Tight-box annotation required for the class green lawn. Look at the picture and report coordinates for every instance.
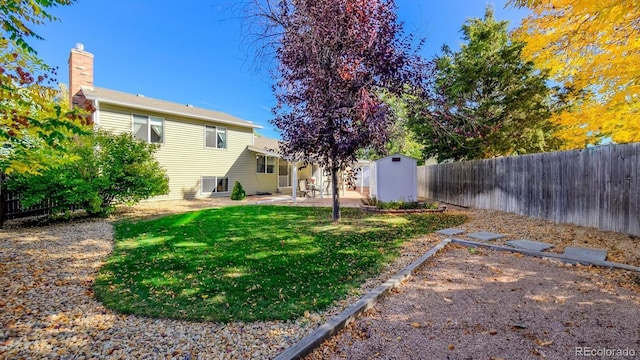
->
[94,205,466,322]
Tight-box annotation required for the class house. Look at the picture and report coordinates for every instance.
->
[250,137,328,197]
[69,44,382,201]
[68,43,305,200]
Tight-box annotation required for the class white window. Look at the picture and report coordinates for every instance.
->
[201,176,229,194]
[205,125,227,149]
[256,155,276,174]
[133,114,164,144]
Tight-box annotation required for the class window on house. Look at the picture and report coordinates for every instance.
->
[133,115,164,143]
[205,125,227,149]
[256,155,276,174]
[201,176,229,194]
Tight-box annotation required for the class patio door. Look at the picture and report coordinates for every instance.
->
[278,160,289,187]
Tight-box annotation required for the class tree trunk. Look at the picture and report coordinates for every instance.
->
[331,162,340,222]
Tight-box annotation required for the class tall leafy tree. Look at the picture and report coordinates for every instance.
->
[254,0,422,220]
[1,1,89,175]
[408,7,565,162]
[510,0,640,147]
[359,91,424,163]
[1,39,91,175]
[1,0,75,53]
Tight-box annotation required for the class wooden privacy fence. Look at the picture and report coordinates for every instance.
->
[0,187,77,227]
[418,142,640,237]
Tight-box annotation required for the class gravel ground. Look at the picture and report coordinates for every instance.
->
[1,200,639,359]
[305,245,640,360]
[450,207,640,267]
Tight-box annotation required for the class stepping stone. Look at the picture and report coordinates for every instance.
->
[563,247,607,262]
[506,239,554,252]
[436,228,465,236]
[467,231,505,241]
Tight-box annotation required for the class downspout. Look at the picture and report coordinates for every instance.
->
[93,99,100,128]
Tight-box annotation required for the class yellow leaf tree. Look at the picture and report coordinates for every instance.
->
[1,39,91,175]
[1,0,90,175]
[511,0,640,148]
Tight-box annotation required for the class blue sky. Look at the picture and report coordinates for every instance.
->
[32,1,529,139]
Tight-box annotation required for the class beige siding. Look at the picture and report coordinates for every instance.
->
[97,107,131,134]
[96,104,258,200]
[255,173,278,194]
[252,155,279,193]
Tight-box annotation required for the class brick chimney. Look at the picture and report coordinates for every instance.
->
[68,43,94,109]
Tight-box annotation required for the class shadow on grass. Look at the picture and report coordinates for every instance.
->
[94,205,467,322]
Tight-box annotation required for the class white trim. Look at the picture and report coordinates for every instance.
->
[276,158,280,189]
[277,159,290,187]
[319,165,324,199]
[204,125,228,150]
[131,113,165,145]
[93,99,100,125]
[200,176,230,194]
[292,164,298,201]
[247,145,281,157]
[255,154,276,174]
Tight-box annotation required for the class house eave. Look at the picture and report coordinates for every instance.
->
[86,95,263,129]
[247,145,282,158]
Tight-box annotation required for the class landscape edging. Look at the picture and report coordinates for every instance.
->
[275,237,640,360]
[274,239,453,360]
[450,238,640,272]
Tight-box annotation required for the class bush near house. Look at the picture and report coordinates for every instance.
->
[6,131,169,217]
[230,181,246,200]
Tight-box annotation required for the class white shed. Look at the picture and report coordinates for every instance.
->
[369,154,418,202]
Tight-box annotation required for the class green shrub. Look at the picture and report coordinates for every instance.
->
[360,196,438,210]
[360,196,380,206]
[6,131,169,217]
[230,181,246,200]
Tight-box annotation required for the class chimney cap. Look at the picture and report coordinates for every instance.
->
[75,43,84,51]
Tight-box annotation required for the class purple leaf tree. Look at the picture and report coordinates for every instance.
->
[254,0,422,221]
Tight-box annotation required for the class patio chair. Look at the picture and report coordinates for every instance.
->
[298,179,309,198]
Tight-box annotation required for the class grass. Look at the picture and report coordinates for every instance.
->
[94,205,466,322]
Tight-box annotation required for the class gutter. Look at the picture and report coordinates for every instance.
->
[85,96,262,130]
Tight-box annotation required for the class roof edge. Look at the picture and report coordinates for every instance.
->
[247,145,282,158]
[82,87,263,129]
